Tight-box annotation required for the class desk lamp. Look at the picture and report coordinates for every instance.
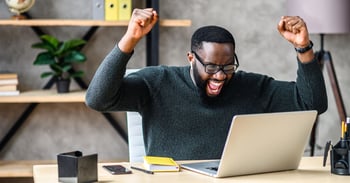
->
[287,0,350,156]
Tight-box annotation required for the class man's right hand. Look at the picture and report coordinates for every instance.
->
[118,8,159,53]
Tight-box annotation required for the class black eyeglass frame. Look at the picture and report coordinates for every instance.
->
[191,51,240,74]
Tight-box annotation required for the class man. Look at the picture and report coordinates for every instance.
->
[86,8,327,160]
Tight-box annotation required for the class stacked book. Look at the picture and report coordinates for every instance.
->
[0,73,20,96]
[143,156,180,172]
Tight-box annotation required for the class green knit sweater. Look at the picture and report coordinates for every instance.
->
[86,46,327,160]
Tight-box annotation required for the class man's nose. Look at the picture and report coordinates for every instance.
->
[213,69,227,80]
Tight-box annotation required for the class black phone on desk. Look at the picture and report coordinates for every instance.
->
[103,165,132,175]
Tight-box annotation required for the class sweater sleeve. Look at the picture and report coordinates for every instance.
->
[85,45,141,112]
[261,55,328,114]
[295,55,328,114]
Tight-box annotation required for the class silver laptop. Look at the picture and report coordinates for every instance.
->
[181,110,317,178]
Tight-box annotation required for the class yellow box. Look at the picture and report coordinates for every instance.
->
[105,0,118,21]
[118,0,132,20]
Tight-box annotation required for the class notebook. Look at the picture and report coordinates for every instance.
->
[180,110,317,178]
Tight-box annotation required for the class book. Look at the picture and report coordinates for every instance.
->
[0,73,18,79]
[0,78,18,85]
[0,84,17,91]
[143,156,180,172]
[0,90,20,96]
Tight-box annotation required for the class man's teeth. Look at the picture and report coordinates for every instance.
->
[209,81,222,89]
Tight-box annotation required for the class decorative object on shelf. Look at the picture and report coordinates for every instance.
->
[32,35,87,93]
[5,0,35,20]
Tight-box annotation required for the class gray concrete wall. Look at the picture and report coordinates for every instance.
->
[0,0,349,161]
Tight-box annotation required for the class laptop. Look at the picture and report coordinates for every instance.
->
[180,110,317,178]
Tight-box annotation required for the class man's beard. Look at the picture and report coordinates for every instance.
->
[192,66,226,105]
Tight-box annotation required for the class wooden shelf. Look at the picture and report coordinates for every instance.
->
[0,19,191,27]
[0,90,85,103]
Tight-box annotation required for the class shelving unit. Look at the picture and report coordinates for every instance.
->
[0,0,191,155]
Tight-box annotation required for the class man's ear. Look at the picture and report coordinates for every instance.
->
[187,51,194,64]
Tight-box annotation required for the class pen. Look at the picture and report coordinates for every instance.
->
[130,166,154,174]
[346,117,350,139]
[341,121,345,139]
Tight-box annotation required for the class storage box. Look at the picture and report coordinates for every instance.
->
[57,151,98,183]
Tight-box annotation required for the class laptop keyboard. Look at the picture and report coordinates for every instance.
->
[206,166,218,171]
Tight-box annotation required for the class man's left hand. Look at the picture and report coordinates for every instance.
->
[277,16,310,49]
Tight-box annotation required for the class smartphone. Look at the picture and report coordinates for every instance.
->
[103,165,132,175]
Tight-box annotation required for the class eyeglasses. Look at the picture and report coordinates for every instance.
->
[192,51,239,74]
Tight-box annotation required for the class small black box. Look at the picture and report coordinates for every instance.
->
[57,151,98,183]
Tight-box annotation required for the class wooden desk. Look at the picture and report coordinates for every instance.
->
[0,160,55,178]
[33,157,348,183]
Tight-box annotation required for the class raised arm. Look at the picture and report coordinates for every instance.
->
[118,8,159,53]
[277,16,314,63]
[273,16,327,114]
[85,8,158,111]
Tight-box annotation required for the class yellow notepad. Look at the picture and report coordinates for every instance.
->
[143,156,180,172]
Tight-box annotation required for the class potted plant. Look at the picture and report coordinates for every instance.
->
[32,34,87,93]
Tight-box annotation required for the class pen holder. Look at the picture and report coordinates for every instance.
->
[328,140,350,175]
[57,151,98,183]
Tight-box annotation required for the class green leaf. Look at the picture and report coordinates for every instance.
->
[62,65,72,72]
[31,42,55,53]
[40,35,60,49]
[33,52,56,65]
[56,39,86,56]
[50,64,63,73]
[65,39,86,49]
[40,72,54,78]
[64,51,86,63]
